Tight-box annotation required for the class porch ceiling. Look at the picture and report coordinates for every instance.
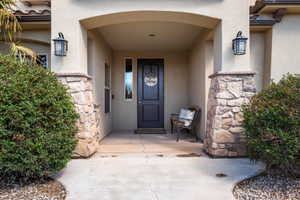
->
[97,22,206,51]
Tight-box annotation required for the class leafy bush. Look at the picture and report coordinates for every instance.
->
[243,74,300,174]
[0,55,78,179]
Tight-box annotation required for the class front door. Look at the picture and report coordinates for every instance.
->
[137,59,164,128]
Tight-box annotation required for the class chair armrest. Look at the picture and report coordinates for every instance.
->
[170,113,179,120]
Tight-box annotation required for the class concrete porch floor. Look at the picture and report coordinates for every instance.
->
[96,131,204,156]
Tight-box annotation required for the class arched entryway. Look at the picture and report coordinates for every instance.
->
[79,11,218,156]
[52,5,253,158]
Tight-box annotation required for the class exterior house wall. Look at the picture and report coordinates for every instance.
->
[270,15,300,82]
[187,31,267,142]
[112,51,189,131]
[250,32,266,92]
[51,0,250,74]
[48,0,251,158]
[263,29,273,88]
[188,35,214,140]
[18,30,51,45]
[7,0,300,158]
[204,41,214,139]
[87,31,113,140]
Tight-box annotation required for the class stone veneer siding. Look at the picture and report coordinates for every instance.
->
[57,73,101,158]
[204,72,256,157]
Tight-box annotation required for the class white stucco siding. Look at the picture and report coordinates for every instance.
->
[250,32,265,92]
[188,34,213,139]
[270,15,300,82]
[51,0,250,74]
[112,51,189,131]
[52,0,247,22]
[18,30,51,45]
[88,31,113,139]
[164,52,189,130]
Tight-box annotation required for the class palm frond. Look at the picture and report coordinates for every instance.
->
[10,43,37,63]
[0,0,21,42]
[0,0,17,11]
[0,0,37,62]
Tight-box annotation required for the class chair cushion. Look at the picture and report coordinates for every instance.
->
[178,109,195,127]
[173,119,191,127]
[180,119,192,127]
[179,109,195,120]
[173,120,185,126]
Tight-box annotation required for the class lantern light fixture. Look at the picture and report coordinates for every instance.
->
[53,32,68,56]
[232,31,248,55]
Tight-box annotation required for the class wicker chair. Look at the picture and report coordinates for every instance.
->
[170,106,201,142]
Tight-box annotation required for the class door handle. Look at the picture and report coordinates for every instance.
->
[138,101,142,104]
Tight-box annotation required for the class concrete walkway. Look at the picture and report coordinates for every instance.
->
[55,156,265,200]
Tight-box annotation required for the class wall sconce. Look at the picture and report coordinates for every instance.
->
[232,31,248,55]
[53,32,68,56]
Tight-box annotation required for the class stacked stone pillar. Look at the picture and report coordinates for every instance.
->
[204,72,256,157]
[57,73,100,158]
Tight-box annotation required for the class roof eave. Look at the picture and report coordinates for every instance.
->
[251,0,300,14]
[250,19,276,26]
[17,15,51,22]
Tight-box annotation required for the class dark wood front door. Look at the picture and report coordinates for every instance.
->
[137,59,164,128]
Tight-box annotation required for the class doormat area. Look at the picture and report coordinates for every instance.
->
[135,129,167,134]
[176,153,202,158]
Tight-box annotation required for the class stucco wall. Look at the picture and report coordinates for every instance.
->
[270,15,300,82]
[51,0,250,74]
[112,51,189,131]
[264,29,272,87]
[250,32,265,92]
[87,31,113,139]
[18,30,51,45]
[188,35,213,140]
[50,1,251,138]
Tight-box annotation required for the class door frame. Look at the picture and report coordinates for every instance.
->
[137,58,164,129]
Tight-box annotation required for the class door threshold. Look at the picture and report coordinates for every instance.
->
[135,128,166,134]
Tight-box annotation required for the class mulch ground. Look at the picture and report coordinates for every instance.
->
[0,177,66,200]
[233,170,300,200]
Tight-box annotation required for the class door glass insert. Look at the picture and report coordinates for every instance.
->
[125,58,133,100]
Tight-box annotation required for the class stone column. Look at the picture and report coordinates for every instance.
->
[204,72,256,157]
[57,73,99,158]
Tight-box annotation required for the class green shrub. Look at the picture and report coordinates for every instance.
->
[0,55,78,179]
[242,74,300,174]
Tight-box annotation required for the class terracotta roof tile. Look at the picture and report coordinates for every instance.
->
[14,9,50,16]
